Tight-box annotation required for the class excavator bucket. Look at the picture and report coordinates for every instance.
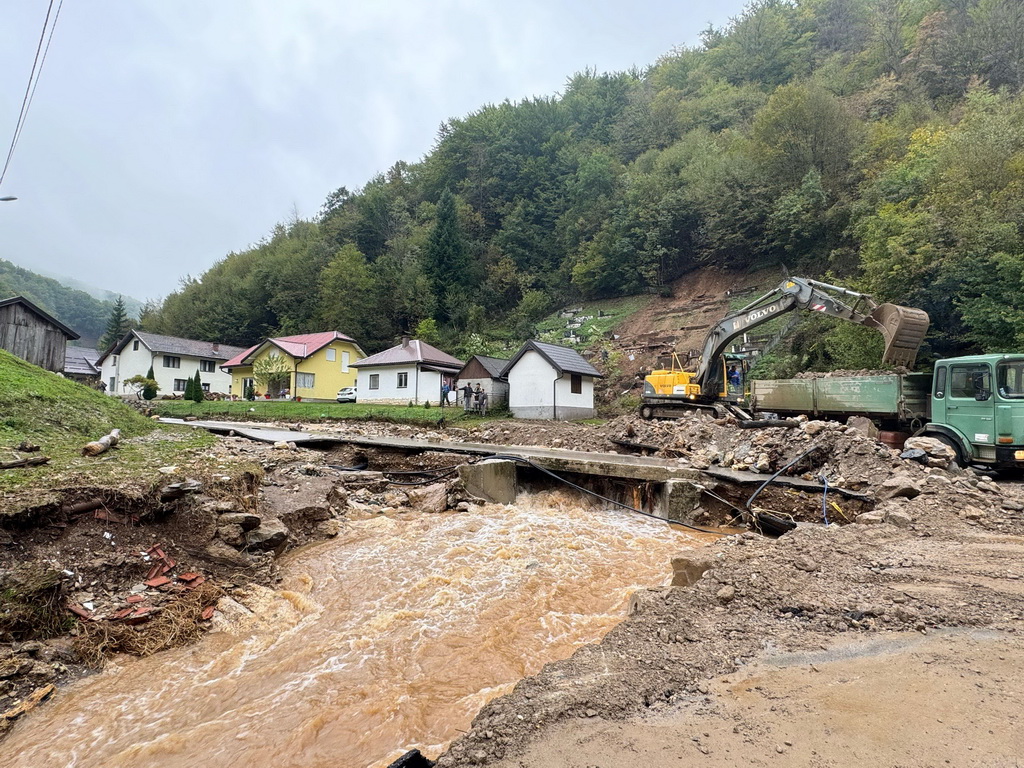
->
[865,303,930,368]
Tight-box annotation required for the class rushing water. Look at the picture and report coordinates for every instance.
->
[1,492,709,768]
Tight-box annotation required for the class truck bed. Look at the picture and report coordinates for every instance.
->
[752,373,931,423]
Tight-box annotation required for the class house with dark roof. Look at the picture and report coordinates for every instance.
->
[63,345,101,383]
[500,340,603,420]
[454,355,510,408]
[98,330,248,397]
[354,337,464,405]
[221,331,366,400]
[0,295,80,372]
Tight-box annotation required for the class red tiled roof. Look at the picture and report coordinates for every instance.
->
[354,339,464,369]
[221,331,359,368]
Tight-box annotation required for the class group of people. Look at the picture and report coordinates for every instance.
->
[441,380,489,414]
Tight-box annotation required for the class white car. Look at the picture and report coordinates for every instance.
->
[336,386,357,403]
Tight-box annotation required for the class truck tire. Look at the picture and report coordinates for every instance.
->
[640,405,654,420]
[931,433,967,468]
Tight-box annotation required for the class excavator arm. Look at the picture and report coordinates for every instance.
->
[692,278,929,395]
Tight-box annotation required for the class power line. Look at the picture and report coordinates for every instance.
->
[0,0,64,189]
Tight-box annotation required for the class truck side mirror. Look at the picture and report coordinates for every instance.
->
[975,389,992,401]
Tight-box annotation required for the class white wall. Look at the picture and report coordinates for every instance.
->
[101,339,233,397]
[455,377,508,405]
[357,365,446,404]
[507,349,595,420]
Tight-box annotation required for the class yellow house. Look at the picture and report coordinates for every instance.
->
[221,331,365,400]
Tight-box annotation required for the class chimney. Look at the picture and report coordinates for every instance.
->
[213,343,220,353]
[401,335,410,348]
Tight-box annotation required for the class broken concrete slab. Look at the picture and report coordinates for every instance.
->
[458,459,517,505]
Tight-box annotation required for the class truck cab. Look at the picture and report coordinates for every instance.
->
[927,354,1024,467]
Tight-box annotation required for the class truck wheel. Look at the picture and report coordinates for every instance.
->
[640,405,654,420]
[931,434,967,468]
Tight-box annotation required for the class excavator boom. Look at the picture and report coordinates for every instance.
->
[640,277,930,418]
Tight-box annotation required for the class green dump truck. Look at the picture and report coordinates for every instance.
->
[752,354,1024,469]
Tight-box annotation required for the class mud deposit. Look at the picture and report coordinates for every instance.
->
[0,492,710,768]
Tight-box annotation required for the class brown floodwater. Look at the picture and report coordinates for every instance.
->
[1,492,710,768]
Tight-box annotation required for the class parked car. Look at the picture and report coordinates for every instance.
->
[336,386,357,403]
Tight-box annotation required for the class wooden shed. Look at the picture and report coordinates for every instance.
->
[0,296,80,372]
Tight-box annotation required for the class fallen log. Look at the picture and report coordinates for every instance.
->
[82,429,121,456]
[0,455,50,469]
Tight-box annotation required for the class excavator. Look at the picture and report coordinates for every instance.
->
[639,277,930,420]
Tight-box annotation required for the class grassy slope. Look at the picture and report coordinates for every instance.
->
[0,349,155,443]
[0,349,216,502]
[535,295,650,350]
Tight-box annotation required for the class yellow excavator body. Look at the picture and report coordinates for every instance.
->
[645,355,702,398]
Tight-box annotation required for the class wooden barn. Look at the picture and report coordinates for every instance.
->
[0,296,80,372]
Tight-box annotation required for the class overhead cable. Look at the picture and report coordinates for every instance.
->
[0,0,64,189]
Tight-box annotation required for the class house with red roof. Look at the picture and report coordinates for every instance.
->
[354,336,464,405]
[220,331,366,400]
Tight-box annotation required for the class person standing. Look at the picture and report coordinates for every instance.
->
[442,380,451,407]
[461,382,474,411]
[477,388,489,416]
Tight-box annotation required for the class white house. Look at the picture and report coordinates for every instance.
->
[501,340,602,420]
[354,337,463,405]
[455,355,510,407]
[98,330,247,398]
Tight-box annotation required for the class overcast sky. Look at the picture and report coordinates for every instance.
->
[0,0,747,304]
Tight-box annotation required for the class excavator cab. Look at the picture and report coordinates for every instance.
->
[719,354,750,403]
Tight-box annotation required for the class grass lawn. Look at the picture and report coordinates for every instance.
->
[151,398,508,426]
[0,349,229,507]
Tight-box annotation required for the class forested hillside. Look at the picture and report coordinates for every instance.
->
[0,259,135,347]
[144,0,1024,366]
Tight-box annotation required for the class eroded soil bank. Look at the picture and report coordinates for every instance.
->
[434,468,1024,766]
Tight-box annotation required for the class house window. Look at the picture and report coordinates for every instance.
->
[369,374,380,390]
[397,372,408,388]
[242,377,254,395]
[132,340,139,351]
[341,351,350,372]
[201,383,210,392]
[108,376,115,392]
[173,379,188,392]
[163,356,181,369]
[296,372,315,389]
[200,359,216,373]
[325,348,336,362]
[570,374,582,394]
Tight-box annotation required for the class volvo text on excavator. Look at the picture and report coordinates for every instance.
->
[639,277,930,420]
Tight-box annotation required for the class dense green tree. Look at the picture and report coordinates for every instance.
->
[423,190,470,321]
[191,371,205,403]
[99,296,132,351]
[142,366,157,401]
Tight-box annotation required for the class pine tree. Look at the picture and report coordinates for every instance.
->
[184,373,195,401]
[192,371,205,403]
[423,190,469,321]
[99,296,131,350]
[142,365,157,401]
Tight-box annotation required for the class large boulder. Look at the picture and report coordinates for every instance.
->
[218,511,261,531]
[670,553,714,587]
[904,436,957,469]
[245,518,291,552]
[876,472,922,500]
[406,483,448,514]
